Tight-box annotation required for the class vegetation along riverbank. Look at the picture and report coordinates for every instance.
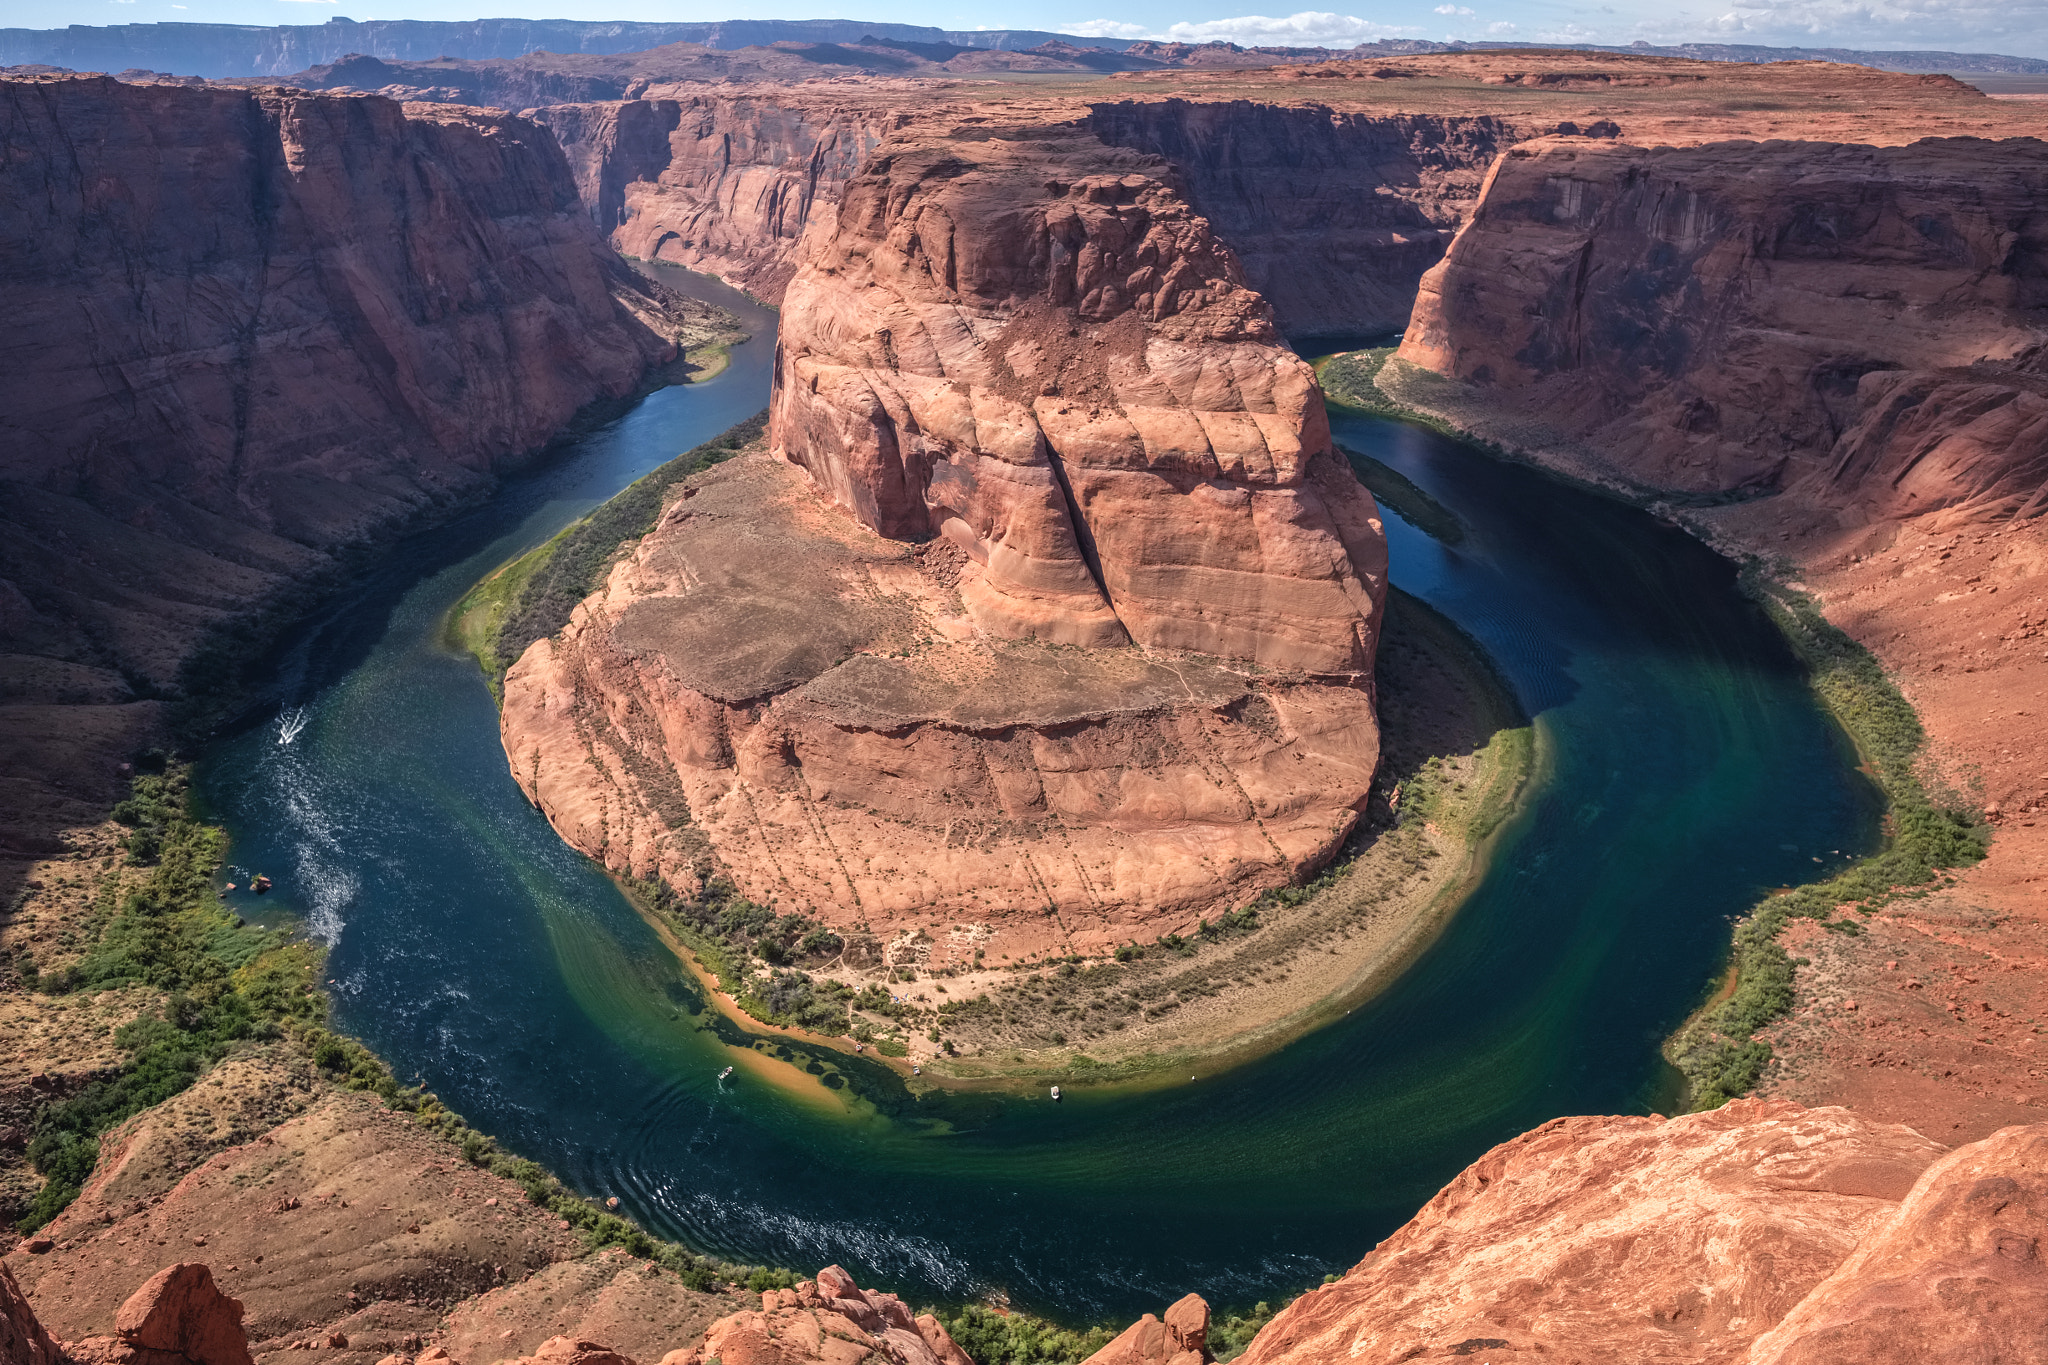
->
[1320,347,1994,1112]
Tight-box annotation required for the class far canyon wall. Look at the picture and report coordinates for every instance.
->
[0,74,721,861]
[1397,134,2048,525]
[540,94,1521,336]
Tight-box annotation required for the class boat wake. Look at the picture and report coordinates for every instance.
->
[277,707,310,746]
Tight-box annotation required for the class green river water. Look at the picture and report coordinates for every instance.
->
[197,268,1878,1323]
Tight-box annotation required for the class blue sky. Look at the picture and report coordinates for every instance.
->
[4,0,2045,59]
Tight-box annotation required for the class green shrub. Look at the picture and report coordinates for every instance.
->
[934,1305,1114,1365]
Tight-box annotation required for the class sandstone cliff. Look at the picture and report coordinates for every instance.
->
[499,125,1386,952]
[0,74,734,868]
[532,93,904,300]
[1383,129,2048,1144]
[1398,135,2048,522]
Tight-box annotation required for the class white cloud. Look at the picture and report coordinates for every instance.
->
[1433,4,1475,14]
[1059,19,1151,37]
[1610,0,2048,53]
[1488,20,1519,31]
[1164,11,1417,45]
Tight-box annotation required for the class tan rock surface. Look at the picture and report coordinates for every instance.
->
[1747,1121,2048,1364]
[12,1090,590,1363]
[502,448,1380,952]
[1235,1099,1947,1365]
[438,1251,729,1365]
[0,1258,63,1365]
[1081,1293,1209,1365]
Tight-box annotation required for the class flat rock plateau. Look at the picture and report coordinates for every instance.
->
[5,41,2048,1365]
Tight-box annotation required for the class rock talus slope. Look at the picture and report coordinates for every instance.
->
[501,125,1386,951]
[0,73,733,872]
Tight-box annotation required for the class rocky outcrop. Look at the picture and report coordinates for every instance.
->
[771,127,1385,669]
[1080,1294,1210,1365]
[68,1264,255,1365]
[1397,135,2048,525]
[1231,1100,2048,1365]
[1745,1120,2048,1365]
[0,73,735,866]
[660,1266,973,1365]
[0,1259,62,1365]
[501,125,1386,948]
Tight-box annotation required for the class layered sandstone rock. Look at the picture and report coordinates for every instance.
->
[1745,1121,2048,1364]
[502,126,1387,947]
[1397,135,2048,522]
[1080,1293,1210,1365]
[534,94,902,299]
[0,1259,62,1365]
[660,1266,973,1365]
[1235,1100,1950,1365]
[0,73,734,866]
[771,128,1386,670]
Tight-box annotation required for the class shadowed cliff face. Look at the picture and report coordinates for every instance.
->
[540,94,1519,337]
[1080,100,1516,339]
[534,94,903,302]
[0,74,729,864]
[1398,135,2048,522]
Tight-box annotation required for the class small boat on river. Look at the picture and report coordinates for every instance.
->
[1050,1085,1061,1101]
[718,1066,733,1081]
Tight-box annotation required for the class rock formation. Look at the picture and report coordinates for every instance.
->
[1745,1120,2048,1364]
[500,124,1387,949]
[1079,1293,1210,1365]
[68,1264,255,1365]
[1384,125,2048,1143]
[1217,1100,2048,1365]
[660,1266,973,1365]
[1397,135,2048,523]
[0,73,736,868]
[0,1259,62,1365]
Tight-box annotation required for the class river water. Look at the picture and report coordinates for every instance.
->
[198,268,1877,1324]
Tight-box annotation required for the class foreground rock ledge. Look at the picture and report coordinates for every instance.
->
[501,122,1387,950]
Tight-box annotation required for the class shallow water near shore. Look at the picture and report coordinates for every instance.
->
[198,277,1878,1323]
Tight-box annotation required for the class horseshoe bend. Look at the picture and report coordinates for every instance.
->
[3,28,2048,1365]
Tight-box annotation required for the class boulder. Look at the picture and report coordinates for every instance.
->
[1080,1294,1210,1365]
[1233,1100,1947,1365]
[662,1268,971,1365]
[69,1263,255,1365]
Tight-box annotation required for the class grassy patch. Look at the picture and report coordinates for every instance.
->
[471,411,767,692]
[447,537,562,697]
[1665,573,1989,1109]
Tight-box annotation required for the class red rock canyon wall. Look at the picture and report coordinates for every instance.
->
[0,74,720,861]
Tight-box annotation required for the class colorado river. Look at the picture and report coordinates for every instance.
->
[198,268,1877,1323]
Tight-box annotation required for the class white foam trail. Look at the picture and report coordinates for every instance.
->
[277,707,309,745]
